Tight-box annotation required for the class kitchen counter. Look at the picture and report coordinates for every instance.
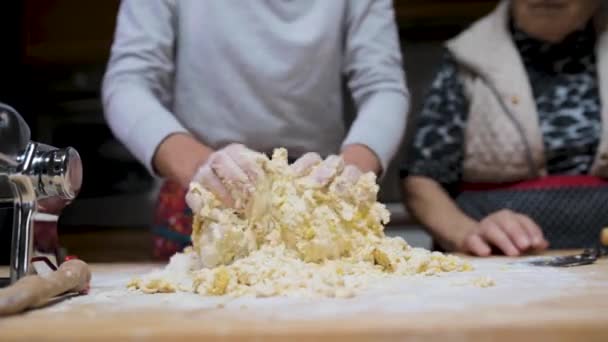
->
[0,252,607,341]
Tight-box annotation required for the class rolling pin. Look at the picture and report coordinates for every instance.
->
[0,259,91,316]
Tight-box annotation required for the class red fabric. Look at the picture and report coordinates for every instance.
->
[33,198,68,253]
[34,221,58,253]
[460,175,608,192]
[152,181,193,260]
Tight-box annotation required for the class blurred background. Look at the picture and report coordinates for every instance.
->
[0,0,499,261]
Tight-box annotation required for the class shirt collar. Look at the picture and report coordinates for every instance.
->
[510,19,596,73]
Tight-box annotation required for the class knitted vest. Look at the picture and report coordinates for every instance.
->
[445,0,608,182]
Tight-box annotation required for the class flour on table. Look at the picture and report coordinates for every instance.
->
[128,148,473,298]
[48,259,584,320]
[471,276,496,288]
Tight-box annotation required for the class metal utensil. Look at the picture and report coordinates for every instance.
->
[527,246,607,267]
[0,103,83,284]
[0,103,30,163]
[526,228,608,267]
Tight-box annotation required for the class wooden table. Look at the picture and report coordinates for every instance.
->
[0,252,607,341]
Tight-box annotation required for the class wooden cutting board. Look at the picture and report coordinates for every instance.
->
[0,252,607,341]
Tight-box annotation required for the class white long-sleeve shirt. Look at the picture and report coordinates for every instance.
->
[103,0,409,174]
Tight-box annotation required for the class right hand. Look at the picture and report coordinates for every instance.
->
[460,209,549,256]
[289,152,363,189]
[191,144,264,209]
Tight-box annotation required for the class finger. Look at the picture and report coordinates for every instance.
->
[494,211,531,251]
[534,237,549,251]
[539,239,550,250]
[196,163,233,207]
[480,220,520,256]
[223,144,264,182]
[515,214,548,249]
[463,233,492,256]
[330,165,363,195]
[185,190,204,213]
[340,165,362,184]
[211,151,257,209]
[211,151,250,185]
[289,152,322,177]
[301,155,344,188]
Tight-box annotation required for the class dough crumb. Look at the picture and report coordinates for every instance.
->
[472,276,495,288]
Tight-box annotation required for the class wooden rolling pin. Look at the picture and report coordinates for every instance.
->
[0,259,91,316]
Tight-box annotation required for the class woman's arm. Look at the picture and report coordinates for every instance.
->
[400,51,472,250]
[341,0,410,175]
[153,133,213,188]
[102,0,213,185]
[403,176,477,251]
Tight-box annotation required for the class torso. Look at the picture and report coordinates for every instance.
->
[404,20,603,187]
[172,0,348,157]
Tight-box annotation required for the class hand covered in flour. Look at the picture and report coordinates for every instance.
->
[290,153,363,189]
[191,144,265,209]
[461,209,549,257]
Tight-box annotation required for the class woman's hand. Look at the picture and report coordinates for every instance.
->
[460,209,549,256]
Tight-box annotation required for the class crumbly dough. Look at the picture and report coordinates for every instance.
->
[471,276,495,288]
[129,149,472,298]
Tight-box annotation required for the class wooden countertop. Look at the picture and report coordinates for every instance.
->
[1,252,607,341]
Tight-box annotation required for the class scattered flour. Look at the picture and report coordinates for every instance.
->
[48,258,585,320]
[472,276,496,288]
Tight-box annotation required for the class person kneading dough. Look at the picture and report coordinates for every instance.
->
[102,1,409,258]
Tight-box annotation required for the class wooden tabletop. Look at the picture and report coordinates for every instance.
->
[0,252,607,341]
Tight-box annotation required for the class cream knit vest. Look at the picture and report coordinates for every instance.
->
[445,0,608,182]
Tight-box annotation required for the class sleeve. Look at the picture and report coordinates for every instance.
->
[400,51,469,188]
[102,0,188,175]
[341,0,410,173]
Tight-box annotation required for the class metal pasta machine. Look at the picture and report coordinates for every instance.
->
[0,103,82,284]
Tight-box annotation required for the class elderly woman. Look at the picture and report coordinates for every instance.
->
[402,0,607,256]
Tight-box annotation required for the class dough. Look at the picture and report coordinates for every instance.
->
[471,276,495,288]
[129,149,472,298]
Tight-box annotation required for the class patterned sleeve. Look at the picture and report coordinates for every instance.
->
[400,51,469,188]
